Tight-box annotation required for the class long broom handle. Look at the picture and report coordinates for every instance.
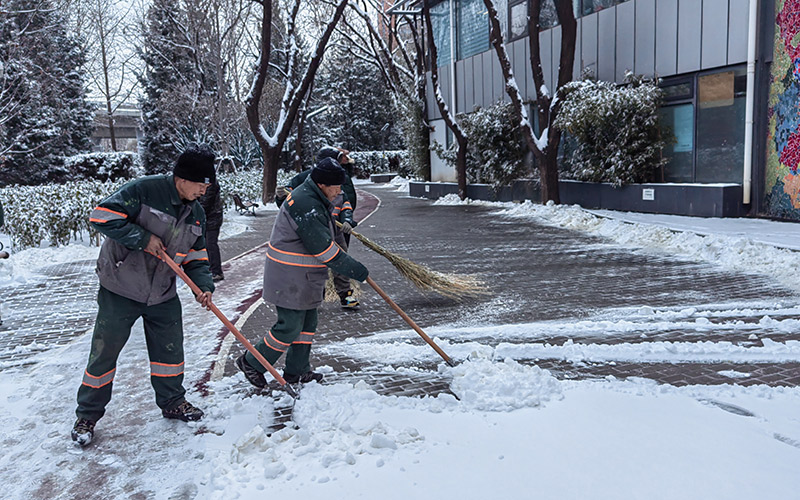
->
[159,252,298,398]
[366,276,456,367]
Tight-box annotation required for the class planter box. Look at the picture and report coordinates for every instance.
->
[409,179,745,217]
[369,173,397,183]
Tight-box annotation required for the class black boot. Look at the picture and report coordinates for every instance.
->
[339,290,359,309]
[236,353,267,388]
[283,371,323,384]
[71,418,96,446]
[162,400,204,421]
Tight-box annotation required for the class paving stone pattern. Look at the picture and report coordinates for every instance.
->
[229,185,800,393]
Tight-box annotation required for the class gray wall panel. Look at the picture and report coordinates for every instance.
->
[573,19,583,82]
[525,38,536,101]
[551,25,562,93]
[655,0,678,77]
[426,74,439,121]
[492,48,504,103]
[598,9,616,82]
[728,0,749,64]
[456,59,466,114]
[511,38,527,99]
[634,0,656,76]
[482,51,493,107]
[540,29,554,95]
[702,0,729,69]
[463,56,474,112]
[440,65,451,115]
[581,13,599,78]
[472,54,483,111]
[677,0,702,73]
[615,1,635,82]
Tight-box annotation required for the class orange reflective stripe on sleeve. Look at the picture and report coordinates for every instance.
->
[183,249,208,264]
[267,244,327,268]
[81,368,116,388]
[89,207,128,224]
[173,252,188,265]
[150,361,185,377]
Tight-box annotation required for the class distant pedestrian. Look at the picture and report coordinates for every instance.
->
[71,143,216,447]
[199,175,224,282]
[236,157,369,387]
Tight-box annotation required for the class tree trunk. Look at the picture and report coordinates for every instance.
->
[261,144,280,204]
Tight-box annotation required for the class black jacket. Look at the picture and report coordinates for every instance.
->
[199,180,223,231]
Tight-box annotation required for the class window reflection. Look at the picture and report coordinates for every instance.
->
[660,104,695,183]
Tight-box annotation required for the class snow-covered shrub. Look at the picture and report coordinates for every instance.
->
[0,180,125,249]
[217,168,292,210]
[349,150,408,178]
[63,152,143,182]
[554,74,669,187]
[434,102,526,188]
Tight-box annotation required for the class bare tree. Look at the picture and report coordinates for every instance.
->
[245,0,348,203]
[422,0,466,198]
[83,0,138,151]
[483,0,576,203]
[343,0,432,180]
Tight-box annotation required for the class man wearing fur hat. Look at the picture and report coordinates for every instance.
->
[236,157,368,388]
[71,143,217,447]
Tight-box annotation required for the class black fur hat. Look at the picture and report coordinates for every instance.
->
[174,143,216,183]
[311,157,346,185]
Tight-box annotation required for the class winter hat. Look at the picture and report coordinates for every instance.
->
[311,157,346,185]
[174,143,216,183]
[316,145,341,163]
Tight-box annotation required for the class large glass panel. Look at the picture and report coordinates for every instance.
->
[695,67,746,183]
[660,103,694,183]
[431,1,451,67]
[457,0,489,60]
[509,1,527,39]
[541,0,559,29]
[580,0,628,16]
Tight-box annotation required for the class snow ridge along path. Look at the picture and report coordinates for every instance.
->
[0,184,798,499]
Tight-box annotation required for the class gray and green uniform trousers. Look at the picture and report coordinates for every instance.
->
[76,287,187,421]
[245,306,318,377]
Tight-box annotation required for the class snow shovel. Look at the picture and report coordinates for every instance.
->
[367,276,457,367]
[158,251,299,399]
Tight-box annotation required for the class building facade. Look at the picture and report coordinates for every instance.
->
[416,0,800,220]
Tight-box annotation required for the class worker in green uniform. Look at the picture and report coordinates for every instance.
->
[236,157,368,387]
[71,144,217,447]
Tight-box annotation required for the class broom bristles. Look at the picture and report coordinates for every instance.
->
[350,230,487,301]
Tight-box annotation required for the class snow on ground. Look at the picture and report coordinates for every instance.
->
[1,190,799,499]
[435,196,800,293]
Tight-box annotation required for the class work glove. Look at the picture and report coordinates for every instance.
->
[341,221,353,234]
[275,186,289,199]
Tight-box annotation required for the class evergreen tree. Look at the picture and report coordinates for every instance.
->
[0,0,95,186]
[311,51,402,153]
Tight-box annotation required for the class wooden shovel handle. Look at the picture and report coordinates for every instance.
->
[366,276,456,367]
[159,252,297,398]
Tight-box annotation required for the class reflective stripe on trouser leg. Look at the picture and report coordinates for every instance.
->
[284,308,318,377]
[142,295,187,410]
[246,306,313,374]
[76,287,143,421]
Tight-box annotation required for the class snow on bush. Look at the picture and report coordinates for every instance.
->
[0,168,284,249]
[434,102,527,188]
[349,150,407,178]
[554,74,669,187]
[63,151,143,181]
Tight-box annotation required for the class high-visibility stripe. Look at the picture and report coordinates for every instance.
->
[264,331,290,353]
[183,249,208,263]
[89,206,128,224]
[150,361,184,377]
[172,252,188,265]
[292,331,315,345]
[267,244,327,268]
[81,368,115,388]
[342,201,353,210]
[316,242,339,263]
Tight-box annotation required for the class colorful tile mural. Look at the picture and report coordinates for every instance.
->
[765,0,800,220]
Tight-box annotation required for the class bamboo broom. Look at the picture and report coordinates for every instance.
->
[338,222,486,301]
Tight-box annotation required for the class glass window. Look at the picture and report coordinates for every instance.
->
[580,0,629,16]
[540,0,559,29]
[431,1,451,67]
[661,81,693,101]
[660,103,694,183]
[495,0,508,40]
[509,1,527,40]
[695,67,747,183]
[457,0,489,60]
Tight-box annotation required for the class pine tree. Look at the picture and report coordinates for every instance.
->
[0,0,95,186]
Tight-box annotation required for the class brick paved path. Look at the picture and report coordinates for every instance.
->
[221,184,799,394]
